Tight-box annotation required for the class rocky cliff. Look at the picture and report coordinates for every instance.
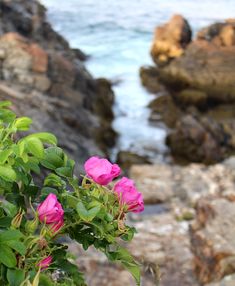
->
[141,15,235,164]
[0,0,117,169]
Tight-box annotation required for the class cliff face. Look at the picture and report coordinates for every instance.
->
[0,0,116,168]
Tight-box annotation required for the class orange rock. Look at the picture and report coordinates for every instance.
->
[27,43,48,73]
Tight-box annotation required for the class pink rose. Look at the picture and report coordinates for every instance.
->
[50,219,64,234]
[84,156,121,185]
[38,256,52,270]
[37,193,64,224]
[114,177,144,213]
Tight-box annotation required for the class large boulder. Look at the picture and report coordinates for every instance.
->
[151,14,192,66]
[166,113,234,164]
[160,39,235,103]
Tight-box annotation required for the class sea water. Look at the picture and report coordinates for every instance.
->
[40,0,235,161]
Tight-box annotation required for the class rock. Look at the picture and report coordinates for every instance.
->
[27,42,48,73]
[117,151,151,170]
[166,113,234,164]
[151,14,192,66]
[130,163,235,206]
[0,0,117,168]
[190,197,235,284]
[196,22,235,47]
[160,39,235,103]
[148,94,181,128]
[206,274,235,286]
[176,89,208,108]
[33,74,51,92]
[139,66,164,94]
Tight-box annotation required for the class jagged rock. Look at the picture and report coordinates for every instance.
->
[166,113,234,164]
[148,94,181,128]
[159,39,235,103]
[151,14,192,66]
[139,66,164,94]
[0,0,117,162]
[176,89,208,108]
[190,197,235,284]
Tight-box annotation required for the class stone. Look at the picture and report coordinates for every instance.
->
[151,14,192,66]
[148,94,181,128]
[117,151,151,170]
[27,43,48,73]
[33,75,51,92]
[166,113,234,164]
[139,66,164,94]
[190,198,235,284]
[176,89,208,108]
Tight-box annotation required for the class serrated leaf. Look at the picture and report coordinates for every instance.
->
[76,202,101,222]
[0,244,17,267]
[0,166,16,182]
[7,268,25,286]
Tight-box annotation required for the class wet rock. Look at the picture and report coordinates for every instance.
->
[151,14,192,66]
[139,66,164,94]
[148,94,181,128]
[190,197,235,284]
[117,151,151,171]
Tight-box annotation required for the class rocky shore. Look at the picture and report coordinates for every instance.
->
[0,0,116,170]
[141,15,235,164]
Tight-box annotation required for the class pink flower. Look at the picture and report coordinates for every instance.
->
[49,219,64,234]
[114,177,144,213]
[38,256,52,270]
[37,194,64,224]
[84,156,121,185]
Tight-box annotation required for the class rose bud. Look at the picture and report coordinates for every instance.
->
[37,194,64,224]
[84,156,121,185]
[37,256,52,270]
[49,219,64,234]
[114,177,144,213]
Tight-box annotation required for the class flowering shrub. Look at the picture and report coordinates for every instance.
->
[0,101,144,286]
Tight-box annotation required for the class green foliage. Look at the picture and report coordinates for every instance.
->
[0,101,141,286]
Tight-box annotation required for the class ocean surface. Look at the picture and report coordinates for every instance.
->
[40,0,235,161]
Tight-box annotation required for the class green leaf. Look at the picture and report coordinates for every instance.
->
[0,149,13,164]
[7,268,25,286]
[41,147,65,170]
[55,166,73,178]
[0,101,11,108]
[0,166,16,182]
[0,230,23,242]
[0,244,17,267]
[14,117,32,131]
[76,202,89,221]
[26,137,44,158]
[32,133,57,146]
[122,261,141,286]
[6,240,26,256]
[1,201,17,217]
[0,217,12,227]
[76,202,101,222]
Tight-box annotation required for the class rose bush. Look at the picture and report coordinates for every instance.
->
[0,101,144,286]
